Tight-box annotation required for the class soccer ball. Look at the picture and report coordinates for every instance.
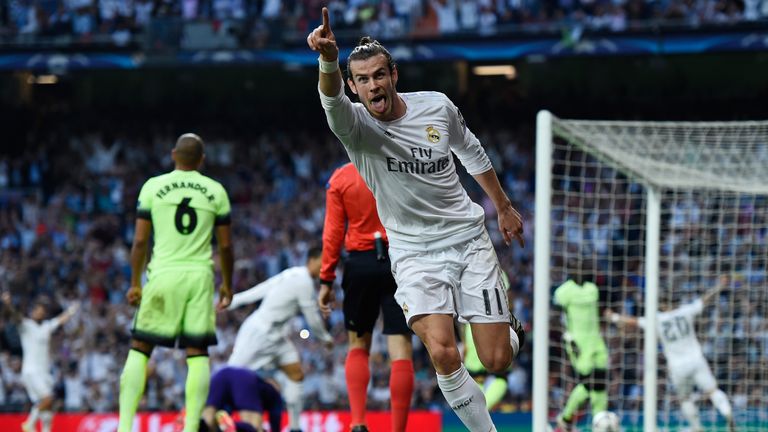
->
[592,411,620,432]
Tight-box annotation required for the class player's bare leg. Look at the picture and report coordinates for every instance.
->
[238,410,264,432]
[279,362,305,432]
[386,335,412,360]
[470,322,518,372]
[412,314,496,432]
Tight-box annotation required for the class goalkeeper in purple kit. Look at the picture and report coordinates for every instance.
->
[201,366,283,432]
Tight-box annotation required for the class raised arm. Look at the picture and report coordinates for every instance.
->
[127,218,152,306]
[473,169,524,248]
[215,224,234,312]
[56,301,80,327]
[307,7,341,98]
[700,275,728,305]
[605,308,641,328]
[1,291,22,323]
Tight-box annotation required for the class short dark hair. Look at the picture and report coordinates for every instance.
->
[174,133,205,166]
[307,245,323,260]
[346,37,396,80]
[30,299,48,314]
[566,259,594,285]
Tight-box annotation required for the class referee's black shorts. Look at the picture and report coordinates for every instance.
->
[342,249,410,336]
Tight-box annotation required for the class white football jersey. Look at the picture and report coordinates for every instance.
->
[229,266,332,343]
[320,88,492,251]
[640,299,704,363]
[19,318,59,374]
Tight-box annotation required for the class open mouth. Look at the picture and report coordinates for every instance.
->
[370,95,387,113]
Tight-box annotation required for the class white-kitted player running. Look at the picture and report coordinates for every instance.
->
[1,292,79,432]
[607,275,734,432]
[226,246,333,432]
[307,8,526,431]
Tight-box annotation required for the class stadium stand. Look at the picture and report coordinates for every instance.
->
[1,0,765,48]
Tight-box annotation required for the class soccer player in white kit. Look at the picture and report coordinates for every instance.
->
[608,275,734,432]
[1,292,79,432]
[227,246,333,432]
[307,9,526,431]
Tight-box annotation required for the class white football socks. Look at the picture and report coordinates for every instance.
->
[680,398,702,431]
[40,410,53,432]
[24,406,40,430]
[283,378,304,430]
[509,327,520,359]
[710,389,732,418]
[437,364,496,432]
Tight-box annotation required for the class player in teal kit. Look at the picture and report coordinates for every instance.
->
[118,133,234,432]
[553,268,609,431]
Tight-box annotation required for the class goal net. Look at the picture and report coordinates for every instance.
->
[532,111,768,432]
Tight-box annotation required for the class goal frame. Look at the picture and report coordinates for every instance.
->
[533,110,662,432]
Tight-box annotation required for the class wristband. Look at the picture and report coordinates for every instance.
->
[318,56,339,74]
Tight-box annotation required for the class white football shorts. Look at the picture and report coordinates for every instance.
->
[22,371,54,403]
[668,355,717,396]
[390,230,510,326]
[227,325,300,371]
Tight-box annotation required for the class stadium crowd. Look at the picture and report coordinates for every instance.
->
[0,125,535,413]
[1,0,765,47]
[0,122,764,420]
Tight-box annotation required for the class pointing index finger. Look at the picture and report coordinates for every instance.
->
[322,7,331,32]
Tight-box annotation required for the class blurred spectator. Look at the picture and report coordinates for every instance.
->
[0,0,762,48]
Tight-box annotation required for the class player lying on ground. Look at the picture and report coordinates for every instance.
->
[308,8,525,431]
[227,246,332,432]
[199,366,283,432]
[606,275,734,432]
[2,292,79,432]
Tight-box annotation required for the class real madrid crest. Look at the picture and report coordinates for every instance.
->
[426,125,441,143]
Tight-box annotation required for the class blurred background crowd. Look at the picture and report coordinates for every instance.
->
[0,0,766,422]
[2,0,767,48]
[0,110,765,422]
[0,123,535,413]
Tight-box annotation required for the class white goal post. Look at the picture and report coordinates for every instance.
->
[533,111,768,432]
